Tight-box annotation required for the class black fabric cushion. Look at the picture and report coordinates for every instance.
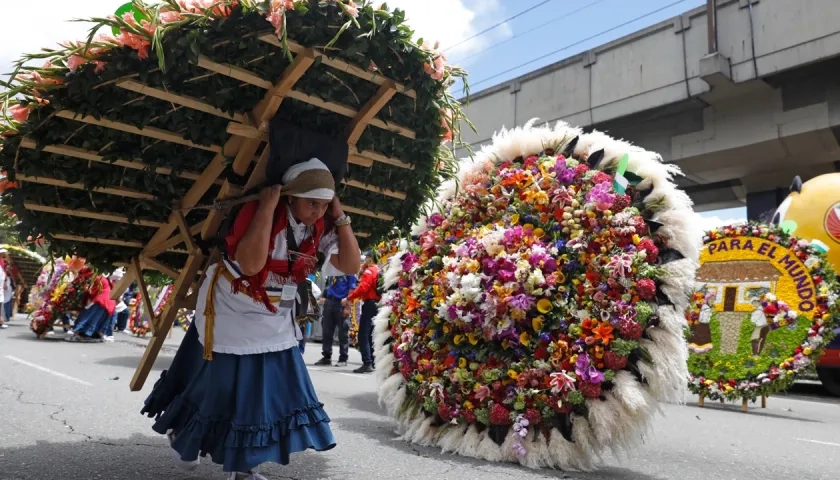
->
[267,115,349,185]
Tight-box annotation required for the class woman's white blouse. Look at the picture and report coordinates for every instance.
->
[195,208,341,355]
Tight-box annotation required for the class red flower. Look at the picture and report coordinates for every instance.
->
[612,194,631,211]
[534,345,549,360]
[524,155,539,166]
[437,402,451,421]
[637,238,659,263]
[618,318,643,340]
[637,279,656,300]
[489,403,512,425]
[592,171,611,184]
[575,164,590,176]
[579,382,602,398]
[604,351,628,369]
[524,408,542,426]
[462,408,477,424]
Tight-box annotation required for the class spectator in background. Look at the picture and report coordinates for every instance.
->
[347,255,380,373]
[0,249,7,329]
[313,273,357,367]
[298,274,321,354]
[114,282,136,334]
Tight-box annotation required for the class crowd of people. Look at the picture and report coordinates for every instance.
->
[310,253,381,373]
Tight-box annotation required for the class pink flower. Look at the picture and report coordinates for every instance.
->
[66,55,86,72]
[368,60,378,72]
[9,105,30,123]
[93,61,107,73]
[474,385,490,401]
[159,11,182,23]
[345,0,359,17]
[116,31,151,59]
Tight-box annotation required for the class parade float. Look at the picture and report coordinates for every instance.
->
[686,221,840,410]
[0,0,467,390]
[373,121,702,470]
[28,256,93,336]
[769,174,840,396]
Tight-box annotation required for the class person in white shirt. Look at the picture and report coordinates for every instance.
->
[140,158,360,480]
[0,248,8,329]
[749,296,770,355]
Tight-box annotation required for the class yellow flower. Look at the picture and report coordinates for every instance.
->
[511,214,520,225]
[533,228,545,238]
[458,357,467,369]
[467,333,479,345]
[537,298,553,314]
[415,374,425,382]
[507,369,519,379]
[532,316,545,332]
[632,234,641,245]
[502,339,510,350]
[803,347,813,356]
[453,334,464,345]
[533,191,549,205]
[510,308,526,321]
[443,324,451,334]
[464,401,474,409]
[523,223,534,231]
[520,331,532,346]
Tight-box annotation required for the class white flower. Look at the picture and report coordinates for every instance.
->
[524,269,546,294]
[805,255,820,268]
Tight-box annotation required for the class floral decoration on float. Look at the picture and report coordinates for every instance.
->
[372,120,702,469]
[686,222,839,402]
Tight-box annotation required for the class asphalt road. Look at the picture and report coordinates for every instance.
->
[0,314,838,480]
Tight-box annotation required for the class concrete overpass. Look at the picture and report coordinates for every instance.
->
[456,0,840,219]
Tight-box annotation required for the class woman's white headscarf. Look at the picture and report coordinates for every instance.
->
[281,158,335,200]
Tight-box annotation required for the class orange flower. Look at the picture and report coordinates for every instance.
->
[593,322,615,346]
[404,294,420,314]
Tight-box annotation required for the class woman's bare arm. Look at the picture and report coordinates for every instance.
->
[328,197,361,274]
[236,186,282,276]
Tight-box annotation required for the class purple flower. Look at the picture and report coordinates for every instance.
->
[586,182,616,211]
[575,353,605,384]
[557,168,576,185]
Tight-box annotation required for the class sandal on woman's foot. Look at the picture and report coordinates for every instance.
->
[166,432,199,471]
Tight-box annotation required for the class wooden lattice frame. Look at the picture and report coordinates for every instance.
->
[82,41,419,391]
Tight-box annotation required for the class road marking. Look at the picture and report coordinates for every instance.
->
[795,438,840,448]
[4,355,93,386]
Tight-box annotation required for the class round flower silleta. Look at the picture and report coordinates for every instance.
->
[373,122,701,470]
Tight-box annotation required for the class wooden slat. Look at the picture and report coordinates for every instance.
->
[138,256,180,280]
[50,233,188,254]
[109,266,137,301]
[55,111,222,153]
[17,174,156,200]
[116,79,247,123]
[343,205,393,221]
[285,90,414,139]
[195,56,414,139]
[51,233,143,249]
[251,49,316,130]
[131,248,205,391]
[19,139,208,182]
[346,81,398,146]
[23,202,164,228]
[175,209,199,253]
[342,179,406,200]
[147,221,206,257]
[196,55,272,89]
[131,257,157,335]
[259,34,416,99]
[352,147,414,170]
[229,51,316,174]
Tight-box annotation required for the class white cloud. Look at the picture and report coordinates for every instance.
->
[384,0,512,59]
[0,0,116,78]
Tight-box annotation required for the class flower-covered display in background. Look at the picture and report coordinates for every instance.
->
[373,122,702,469]
[28,259,70,335]
[686,222,840,402]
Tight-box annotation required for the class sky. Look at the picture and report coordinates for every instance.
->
[0,0,745,228]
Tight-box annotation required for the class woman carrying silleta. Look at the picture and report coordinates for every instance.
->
[141,158,361,480]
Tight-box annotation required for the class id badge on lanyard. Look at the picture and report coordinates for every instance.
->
[281,284,297,301]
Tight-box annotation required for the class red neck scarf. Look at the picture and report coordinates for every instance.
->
[226,200,327,312]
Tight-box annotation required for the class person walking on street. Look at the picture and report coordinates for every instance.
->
[347,255,380,373]
[313,273,357,367]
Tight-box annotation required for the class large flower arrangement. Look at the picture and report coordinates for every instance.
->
[373,122,701,469]
[29,259,69,335]
[686,222,839,401]
[0,0,469,269]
